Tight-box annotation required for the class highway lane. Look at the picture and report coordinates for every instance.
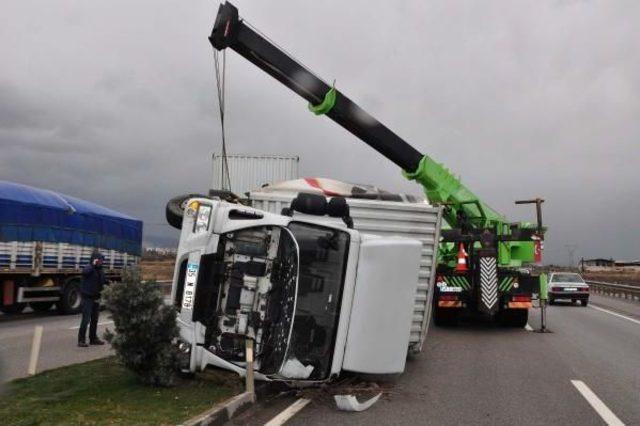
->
[0,293,172,383]
[0,311,113,382]
[235,294,640,425]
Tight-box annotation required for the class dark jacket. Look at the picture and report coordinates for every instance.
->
[81,252,106,299]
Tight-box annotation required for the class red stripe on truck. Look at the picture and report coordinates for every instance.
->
[304,178,341,196]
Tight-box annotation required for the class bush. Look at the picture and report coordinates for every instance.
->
[102,270,179,387]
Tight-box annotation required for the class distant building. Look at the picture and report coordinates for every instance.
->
[581,258,640,271]
[582,258,614,268]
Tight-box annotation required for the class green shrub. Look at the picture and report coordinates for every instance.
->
[102,271,179,387]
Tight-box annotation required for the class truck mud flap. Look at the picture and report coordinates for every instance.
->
[479,257,498,315]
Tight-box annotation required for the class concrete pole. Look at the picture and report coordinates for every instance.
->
[28,325,44,376]
[245,339,255,401]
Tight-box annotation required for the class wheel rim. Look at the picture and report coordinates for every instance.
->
[69,287,81,310]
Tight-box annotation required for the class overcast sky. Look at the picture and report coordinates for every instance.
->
[1,0,638,265]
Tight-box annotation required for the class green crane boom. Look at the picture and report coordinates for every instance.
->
[209,2,542,270]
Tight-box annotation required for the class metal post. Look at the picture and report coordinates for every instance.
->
[536,273,551,333]
[28,325,43,376]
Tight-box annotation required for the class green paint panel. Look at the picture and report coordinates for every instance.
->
[404,155,539,268]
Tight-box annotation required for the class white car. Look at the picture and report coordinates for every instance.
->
[547,272,589,306]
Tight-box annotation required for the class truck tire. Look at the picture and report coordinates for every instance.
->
[499,309,528,328]
[30,301,54,312]
[433,307,459,326]
[0,303,26,314]
[57,278,82,315]
[166,193,210,230]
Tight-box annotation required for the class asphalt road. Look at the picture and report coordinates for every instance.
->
[0,310,114,382]
[0,293,172,383]
[235,293,640,425]
[2,294,638,425]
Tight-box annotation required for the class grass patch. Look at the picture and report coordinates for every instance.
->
[0,357,241,426]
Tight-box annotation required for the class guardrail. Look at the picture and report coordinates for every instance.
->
[586,280,640,302]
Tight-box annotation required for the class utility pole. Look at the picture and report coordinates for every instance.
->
[565,244,578,269]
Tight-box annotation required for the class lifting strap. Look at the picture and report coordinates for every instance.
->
[308,83,337,115]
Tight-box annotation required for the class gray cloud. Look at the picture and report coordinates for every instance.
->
[1,0,638,263]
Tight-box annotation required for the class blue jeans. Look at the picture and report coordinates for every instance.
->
[78,296,100,343]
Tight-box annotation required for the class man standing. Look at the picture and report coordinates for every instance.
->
[78,251,106,347]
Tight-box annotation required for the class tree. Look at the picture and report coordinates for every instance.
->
[102,270,179,386]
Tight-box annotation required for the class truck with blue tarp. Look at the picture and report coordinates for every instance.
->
[0,180,143,314]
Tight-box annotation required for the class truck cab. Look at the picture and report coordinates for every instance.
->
[171,196,422,382]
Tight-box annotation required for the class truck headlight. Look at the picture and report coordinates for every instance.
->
[194,203,212,233]
[178,341,191,354]
[176,340,192,370]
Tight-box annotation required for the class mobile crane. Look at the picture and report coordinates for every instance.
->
[208,2,545,327]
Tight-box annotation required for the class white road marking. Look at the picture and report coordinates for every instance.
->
[525,323,533,331]
[571,380,625,426]
[265,398,311,426]
[589,305,640,326]
[68,321,113,330]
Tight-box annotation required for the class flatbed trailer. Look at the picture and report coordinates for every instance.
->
[0,181,142,314]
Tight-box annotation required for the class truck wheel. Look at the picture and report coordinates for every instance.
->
[0,303,26,314]
[166,193,210,230]
[30,301,54,312]
[433,308,459,326]
[499,309,528,328]
[57,279,82,315]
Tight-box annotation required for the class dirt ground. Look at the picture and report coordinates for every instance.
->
[582,270,640,286]
[139,258,176,281]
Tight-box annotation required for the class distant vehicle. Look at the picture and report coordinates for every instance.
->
[0,181,142,315]
[547,272,589,306]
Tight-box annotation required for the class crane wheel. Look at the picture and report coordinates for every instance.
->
[499,309,529,328]
[433,307,459,326]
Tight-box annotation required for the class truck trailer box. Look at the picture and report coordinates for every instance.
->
[212,154,299,196]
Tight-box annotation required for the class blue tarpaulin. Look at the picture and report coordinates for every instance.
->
[0,181,143,255]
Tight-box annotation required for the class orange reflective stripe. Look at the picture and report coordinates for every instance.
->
[438,301,462,308]
[508,302,532,309]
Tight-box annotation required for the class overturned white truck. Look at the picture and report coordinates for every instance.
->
[169,183,441,382]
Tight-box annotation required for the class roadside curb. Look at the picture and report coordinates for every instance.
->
[183,391,255,426]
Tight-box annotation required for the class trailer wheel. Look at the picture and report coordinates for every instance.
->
[0,303,26,314]
[499,309,528,328]
[30,301,54,312]
[433,308,459,326]
[166,193,210,230]
[57,279,82,315]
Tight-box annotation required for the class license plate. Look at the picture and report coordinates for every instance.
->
[564,287,577,292]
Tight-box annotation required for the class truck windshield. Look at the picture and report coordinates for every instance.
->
[282,222,350,380]
[551,273,584,283]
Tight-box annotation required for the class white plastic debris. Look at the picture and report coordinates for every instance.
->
[334,393,382,412]
[280,357,314,379]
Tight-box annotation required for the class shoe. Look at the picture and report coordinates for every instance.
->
[78,341,89,347]
[90,339,105,345]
